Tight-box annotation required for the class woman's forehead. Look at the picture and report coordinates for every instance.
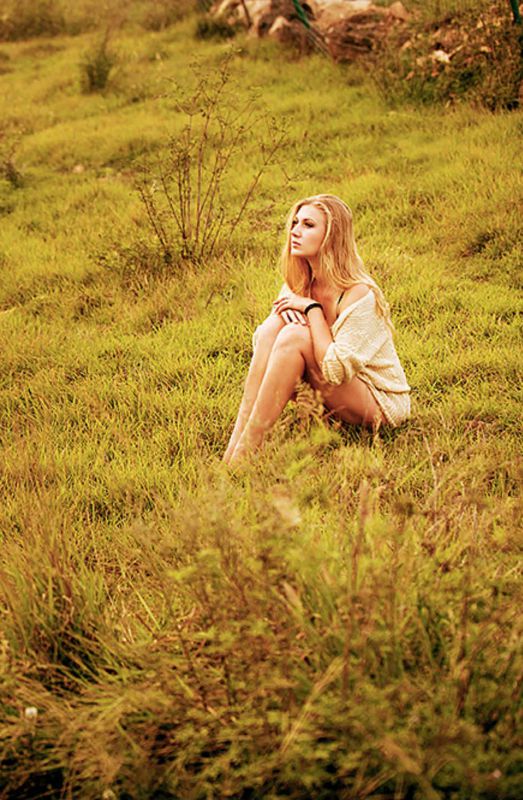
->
[296,203,325,222]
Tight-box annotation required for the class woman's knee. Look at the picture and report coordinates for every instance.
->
[273,322,312,351]
[252,314,285,354]
[255,314,285,345]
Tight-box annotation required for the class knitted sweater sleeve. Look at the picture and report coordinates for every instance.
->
[321,292,389,386]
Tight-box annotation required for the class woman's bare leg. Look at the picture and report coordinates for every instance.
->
[223,314,285,464]
[307,369,385,429]
[229,325,385,463]
[230,325,309,461]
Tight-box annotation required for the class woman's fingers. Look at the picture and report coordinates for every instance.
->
[282,309,307,326]
[282,310,297,324]
[273,294,296,312]
[293,310,307,325]
[273,294,309,318]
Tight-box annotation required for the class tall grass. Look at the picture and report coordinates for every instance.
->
[0,13,521,800]
[404,0,491,15]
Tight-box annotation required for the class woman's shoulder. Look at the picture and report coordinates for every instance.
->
[337,283,373,314]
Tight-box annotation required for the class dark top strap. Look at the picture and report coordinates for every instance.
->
[334,289,347,319]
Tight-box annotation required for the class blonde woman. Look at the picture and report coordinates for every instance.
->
[223,194,411,465]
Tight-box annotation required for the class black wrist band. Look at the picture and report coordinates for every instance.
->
[304,302,323,316]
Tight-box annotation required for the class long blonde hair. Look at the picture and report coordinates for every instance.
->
[280,194,392,327]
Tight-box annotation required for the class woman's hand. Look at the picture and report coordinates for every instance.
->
[273,292,314,316]
[280,308,308,326]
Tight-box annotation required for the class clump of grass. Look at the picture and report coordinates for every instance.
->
[80,31,117,93]
[0,49,12,76]
[195,14,240,40]
[0,0,198,42]
[139,0,198,31]
[399,0,491,20]
[96,231,175,288]
[0,125,24,188]
[0,464,521,798]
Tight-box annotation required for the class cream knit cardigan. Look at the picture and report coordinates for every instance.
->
[322,289,411,427]
[321,290,409,392]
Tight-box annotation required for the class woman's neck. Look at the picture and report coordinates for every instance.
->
[307,258,319,282]
[309,272,330,293]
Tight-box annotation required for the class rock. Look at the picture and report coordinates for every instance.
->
[432,49,450,65]
[387,1,409,22]
[72,164,85,174]
[212,0,235,23]
[268,15,314,52]
[311,0,372,14]
[314,2,411,62]
[210,0,410,62]
[317,5,386,61]
[312,0,373,29]
[212,0,296,32]
[252,0,296,36]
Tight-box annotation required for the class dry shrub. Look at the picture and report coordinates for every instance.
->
[135,53,289,265]
[372,1,523,109]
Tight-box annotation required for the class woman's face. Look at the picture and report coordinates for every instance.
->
[289,204,326,260]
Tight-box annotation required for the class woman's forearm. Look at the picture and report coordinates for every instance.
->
[306,306,333,368]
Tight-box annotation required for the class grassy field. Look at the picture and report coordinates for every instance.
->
[0,6,522,799]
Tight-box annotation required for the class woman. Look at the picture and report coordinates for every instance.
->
[223,194,410,465]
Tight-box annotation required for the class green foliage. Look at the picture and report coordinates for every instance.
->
[0,12,522,799]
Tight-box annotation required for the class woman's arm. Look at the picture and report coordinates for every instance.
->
[321,292,389,385]
[303,305,333,366]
